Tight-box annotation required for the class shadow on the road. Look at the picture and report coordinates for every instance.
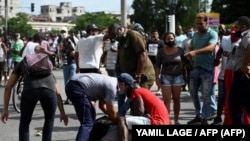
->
[56,114,78,120]
[35,126,78,132]
[96,113,106,116]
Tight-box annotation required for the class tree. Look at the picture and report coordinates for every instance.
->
[130,0,199,37]
[175,0,199,32]
[73,12,120,32]
[6,13,36,37]
[130,0,157,33]
[211,0,250,24]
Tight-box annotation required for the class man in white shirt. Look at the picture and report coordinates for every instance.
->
[75,24,109,74]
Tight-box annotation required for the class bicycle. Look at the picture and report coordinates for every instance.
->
[12,75,24,113]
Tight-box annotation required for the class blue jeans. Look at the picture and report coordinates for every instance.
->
[65,80,96,141]
[63,63,76,85]
[189,67,214,119]
[117,93,130,116]
[7,57,12,70]
[19,88,57,141]
[217,79,226,109]
[210,83,218,115]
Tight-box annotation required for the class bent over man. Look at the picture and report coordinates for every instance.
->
[65,73,118,141]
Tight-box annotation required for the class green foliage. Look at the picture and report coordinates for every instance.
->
[131,0,157,32]
[74,12,120,32]
[175,0,198,33]
[211,0,250,24]
[131,0,198,37]
[6,13,36,38]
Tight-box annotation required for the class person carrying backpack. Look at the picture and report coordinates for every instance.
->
[1,34,68,140]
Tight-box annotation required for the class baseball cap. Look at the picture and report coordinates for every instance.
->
[133,23,144,32]
[118,73,135,88]
[86,24,100,33]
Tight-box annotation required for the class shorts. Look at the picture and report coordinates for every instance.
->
[160,74,185,86]
[0,62,7,73]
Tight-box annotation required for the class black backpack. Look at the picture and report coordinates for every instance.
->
[89,116,113,141]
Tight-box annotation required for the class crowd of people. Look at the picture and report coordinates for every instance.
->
[0,13,250,141]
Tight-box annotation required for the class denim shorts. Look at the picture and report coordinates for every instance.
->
[161,74,185,86]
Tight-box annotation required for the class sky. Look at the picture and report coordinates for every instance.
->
[19,0,134,15]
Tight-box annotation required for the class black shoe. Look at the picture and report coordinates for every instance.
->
[211,117,222,125]
[201,119,208,125]
[64,99,71,105]
[187,115,202,125]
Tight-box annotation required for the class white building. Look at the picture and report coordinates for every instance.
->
[27,21,75,32]
[0,0,19,18]
[40,2,84,22]
[0,1,131,32]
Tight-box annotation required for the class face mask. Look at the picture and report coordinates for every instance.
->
[61,33,68,38]
[235,30,242,38]
[165,41,176,47]
[187,32,194,38]
[231,33,240,42]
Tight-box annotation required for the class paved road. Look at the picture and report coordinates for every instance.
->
[0,68,213,141]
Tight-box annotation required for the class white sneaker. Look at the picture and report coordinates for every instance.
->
[35,130,42,136]
[155,91,162,96]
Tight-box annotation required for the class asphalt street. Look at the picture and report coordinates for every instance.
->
[0,68,212,141]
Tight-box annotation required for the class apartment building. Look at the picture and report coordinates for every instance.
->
[40,2,84,22]
[0,0,19,18]
[0,1,131,32]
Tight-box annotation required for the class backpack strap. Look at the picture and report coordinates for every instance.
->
[68,36,77,50]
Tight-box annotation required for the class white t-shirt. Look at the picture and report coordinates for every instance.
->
[0,42,4,61]
[76,34,104,69]
[22,41,39,58]
[218,35,233,80]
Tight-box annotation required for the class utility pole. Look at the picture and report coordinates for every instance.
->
[4,0,8,39]
[121,0,127,27]
[167,0,178,34]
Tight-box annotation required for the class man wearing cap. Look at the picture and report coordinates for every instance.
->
[75,24,109,74]
[65,73,119,141]
[102,73,171,141]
